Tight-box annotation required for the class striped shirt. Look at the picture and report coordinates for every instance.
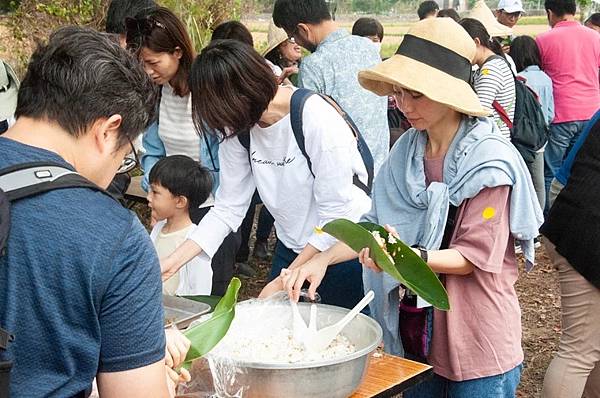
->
[474,57,516,140]
[158,84,201,161]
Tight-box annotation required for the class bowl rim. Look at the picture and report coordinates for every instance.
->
[206,302,383,369]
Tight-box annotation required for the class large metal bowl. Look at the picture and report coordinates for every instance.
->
[207,302,383,398]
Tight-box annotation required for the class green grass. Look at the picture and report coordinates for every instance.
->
[381,42,398,59]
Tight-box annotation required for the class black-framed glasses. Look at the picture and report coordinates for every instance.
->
[117,137,139,174]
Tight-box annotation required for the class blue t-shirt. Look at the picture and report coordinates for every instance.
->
[0,137,165,397]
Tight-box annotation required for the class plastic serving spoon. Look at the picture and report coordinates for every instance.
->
[291,300,308,343]
[304,290,375,353]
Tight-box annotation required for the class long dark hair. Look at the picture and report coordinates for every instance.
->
[190,39,278,139]
[459,18,505,58]
[509,35,542,72]
[126,7,195,97]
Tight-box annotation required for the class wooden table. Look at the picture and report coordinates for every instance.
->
[124,175,147,208]
[350,353,432,398]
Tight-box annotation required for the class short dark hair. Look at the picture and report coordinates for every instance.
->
[273,0,332,33]
[126,7,195,97]
[509,35,542,72]
[106,0,157,34]
[544,0,576,17]
[418,1,439,20]
[459,18,505,57]
[352,17,384,41]
[15,26,158,149]
[149,155,212,210]
[585,12,600,27]
[211,21,254,47]
[190,39,277,139]
[437,8,461,22]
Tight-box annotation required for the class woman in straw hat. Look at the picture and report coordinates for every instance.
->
[278,18,542,396]
[263,19,303,85]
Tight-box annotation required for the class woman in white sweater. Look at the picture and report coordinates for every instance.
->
[161,39,371,309]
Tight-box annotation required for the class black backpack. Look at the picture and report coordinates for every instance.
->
[0,162,110,398]
[238,88,375,195]
[489,56,549,163]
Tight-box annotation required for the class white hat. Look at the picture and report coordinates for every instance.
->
[0,60,19,120]
[497,0,525,13]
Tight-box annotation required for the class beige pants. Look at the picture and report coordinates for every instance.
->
[542,241,600,398]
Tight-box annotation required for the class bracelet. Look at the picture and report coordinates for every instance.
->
[418,247,428,263]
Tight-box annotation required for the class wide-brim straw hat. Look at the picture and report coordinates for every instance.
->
[467,0,513,37]
[358,18,489,117]
[0,60,19,120]
[262,19,288,56]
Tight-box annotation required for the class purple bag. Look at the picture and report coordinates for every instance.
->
[399,294,433,362]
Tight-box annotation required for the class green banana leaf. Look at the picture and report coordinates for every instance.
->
[322,219,450,310]
[181,277,241,367]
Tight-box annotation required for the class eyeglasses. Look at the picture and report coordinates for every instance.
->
[116,137,140,174]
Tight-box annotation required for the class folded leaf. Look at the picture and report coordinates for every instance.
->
[182,277,241,366]
[322,219,449,310]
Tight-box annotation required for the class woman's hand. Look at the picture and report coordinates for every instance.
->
[280,254,329,302]
[359,224,400,273]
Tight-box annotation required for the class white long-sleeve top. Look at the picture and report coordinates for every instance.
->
[190,92,372,256]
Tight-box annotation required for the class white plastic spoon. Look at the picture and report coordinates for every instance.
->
[304,290,375,353]
[290,300,308,343]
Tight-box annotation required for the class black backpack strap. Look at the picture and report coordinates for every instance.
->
[440,204,459,250]
[0,162,114,202]
[290,89,374,194]
[290,88,316,178]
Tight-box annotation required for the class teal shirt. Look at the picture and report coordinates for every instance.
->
[299,29,389,173]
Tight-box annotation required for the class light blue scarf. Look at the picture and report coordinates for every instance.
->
[362,116,543,355]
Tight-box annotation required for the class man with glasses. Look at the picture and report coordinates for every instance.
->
[0,27,188,397]
[273,0,389,174]
[496,0,525,28]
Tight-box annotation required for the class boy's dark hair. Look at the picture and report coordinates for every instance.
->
[544,0,576,17]
[509,35,542,72]
[15,26,158,149]
[273,0,332,34]
[106,0,157,34]
[437,8,461,22]
[352,17,384,41]
[459,18,505,58]
[190,39,277,139]
[585,12,600,27]
[418,0,439,20]
[149,155,212,210]
[126,7,195,97]
[211,21,254,47]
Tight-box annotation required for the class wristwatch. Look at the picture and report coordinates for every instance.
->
[418,247,428,263]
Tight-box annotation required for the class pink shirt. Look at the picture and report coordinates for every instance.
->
[536,21,600,124]
[424,157,523,381]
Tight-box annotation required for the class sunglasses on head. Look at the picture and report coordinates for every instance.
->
[124,16,166,50]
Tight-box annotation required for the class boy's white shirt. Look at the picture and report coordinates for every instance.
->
[151,220,212,296]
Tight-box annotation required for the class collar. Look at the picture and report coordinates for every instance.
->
[554,20,579,28]
[523,65,541,72]
[317,29,348,50]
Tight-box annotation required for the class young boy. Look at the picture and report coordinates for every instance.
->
[148,155,213,295]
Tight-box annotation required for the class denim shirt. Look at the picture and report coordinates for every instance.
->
[140,121,221,193]
[518,65,555,125]
[298,29,389,173]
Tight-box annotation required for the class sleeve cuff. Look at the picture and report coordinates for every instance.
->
[307,231,338,252]
[188,211,233,258]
